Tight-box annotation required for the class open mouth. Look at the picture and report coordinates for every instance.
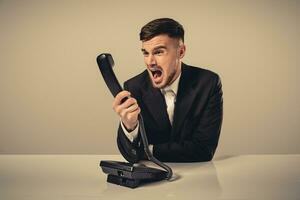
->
[151,69,162,79]
[149,68,163,83]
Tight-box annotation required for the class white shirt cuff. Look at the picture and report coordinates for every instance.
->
[120,121,139,143]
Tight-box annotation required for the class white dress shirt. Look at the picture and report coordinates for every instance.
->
[121,72,181,153]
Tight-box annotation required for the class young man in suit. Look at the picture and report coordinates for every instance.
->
[112,18,223,163]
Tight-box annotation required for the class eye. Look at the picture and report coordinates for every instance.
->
[142,51,149,57]
[154,50,164,55]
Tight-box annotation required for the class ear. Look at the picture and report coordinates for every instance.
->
[178,44,186,59]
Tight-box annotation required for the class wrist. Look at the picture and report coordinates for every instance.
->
[123,121,138,132]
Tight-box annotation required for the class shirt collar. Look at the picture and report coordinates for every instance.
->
[161,72,181,95]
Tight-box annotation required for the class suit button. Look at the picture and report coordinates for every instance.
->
[131,149,137,155]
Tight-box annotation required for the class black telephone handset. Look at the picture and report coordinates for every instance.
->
[96,54,129,105]
[96,53,173,188]
[96,54,126,97]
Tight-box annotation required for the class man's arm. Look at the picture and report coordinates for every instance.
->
[153,75,223,162]
[116,83,144,163]
[117,124,143,163]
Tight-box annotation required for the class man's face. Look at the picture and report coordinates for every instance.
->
[141,34,185,89]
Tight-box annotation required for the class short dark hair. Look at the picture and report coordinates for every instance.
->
[139,18,184,42]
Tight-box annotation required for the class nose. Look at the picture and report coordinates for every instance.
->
[147,54,157,67]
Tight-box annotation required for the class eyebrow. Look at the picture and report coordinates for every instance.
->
[141,45,167,53]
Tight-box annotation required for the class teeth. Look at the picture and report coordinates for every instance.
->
[149,67,162,80]
[151,70,162,79]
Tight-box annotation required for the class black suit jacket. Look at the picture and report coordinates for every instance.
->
[117,63,223,163]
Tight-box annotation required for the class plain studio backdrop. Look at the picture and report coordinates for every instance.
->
[0,0,299,157]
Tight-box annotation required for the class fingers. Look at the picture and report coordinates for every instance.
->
[112,91,140,130]
[112,91,131,109]
[119,97,137,110]
[125,107,141,125]
[119,103,140,118]
[115,98,139,117]
[112,90,140,117]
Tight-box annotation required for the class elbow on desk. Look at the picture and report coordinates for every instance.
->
[187,153,214,162]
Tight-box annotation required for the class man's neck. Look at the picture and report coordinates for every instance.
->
[162,71,181,95]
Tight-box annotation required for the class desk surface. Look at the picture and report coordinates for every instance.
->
[0,154,299,200]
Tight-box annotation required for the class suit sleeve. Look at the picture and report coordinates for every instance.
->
[153,75,223,162]
[116,82,144,163]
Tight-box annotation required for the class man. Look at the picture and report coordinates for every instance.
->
[113,18,223,163]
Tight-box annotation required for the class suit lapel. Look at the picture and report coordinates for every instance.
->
[142,77,171,130]
[172,64,197,137]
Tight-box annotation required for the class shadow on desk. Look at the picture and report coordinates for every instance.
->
[213,155,239,161]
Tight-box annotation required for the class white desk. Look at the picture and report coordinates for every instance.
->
[0,155,299,199]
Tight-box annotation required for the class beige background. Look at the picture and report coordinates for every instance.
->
[0,0,299,156]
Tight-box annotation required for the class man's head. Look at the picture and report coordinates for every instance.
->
[140,18,186,89]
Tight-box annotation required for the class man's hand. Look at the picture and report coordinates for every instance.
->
[112,91,141,131]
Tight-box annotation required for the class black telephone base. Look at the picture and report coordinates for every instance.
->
[100,160,167,188]
[107,174,166,188]
[107,174,140,188]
